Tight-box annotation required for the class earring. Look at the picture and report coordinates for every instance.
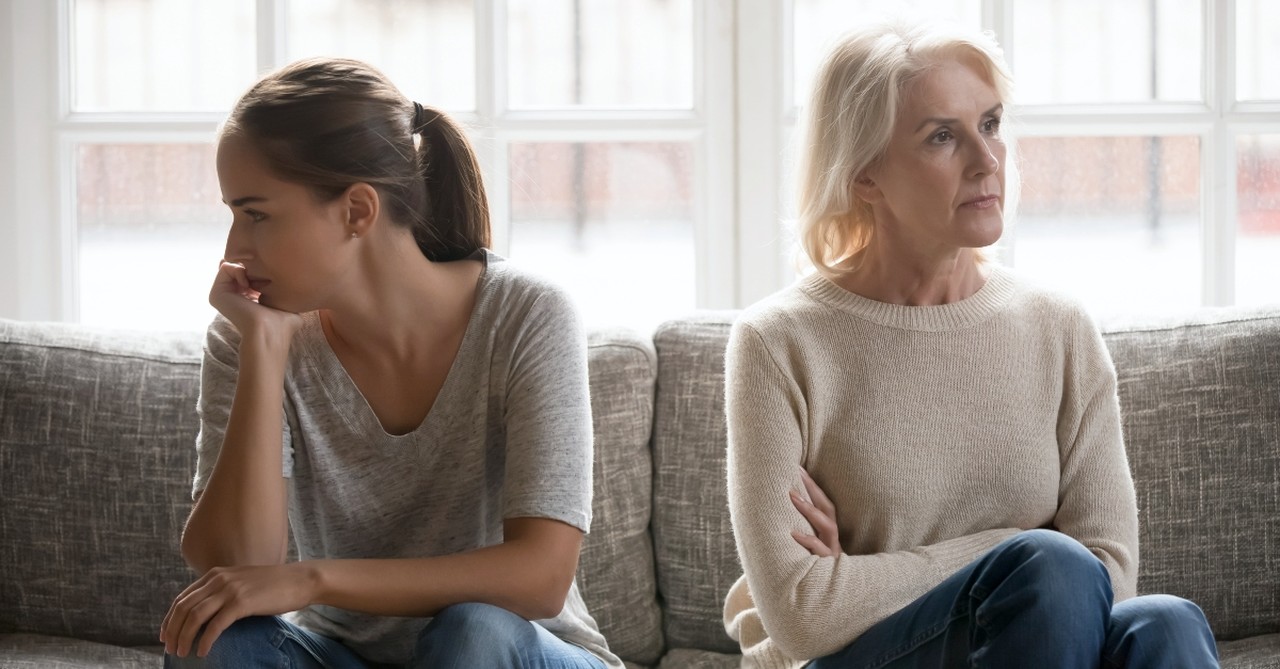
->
[350,232,358,239]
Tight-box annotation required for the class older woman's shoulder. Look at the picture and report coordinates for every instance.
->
[995,266,1098,329]
[734,276,832,334]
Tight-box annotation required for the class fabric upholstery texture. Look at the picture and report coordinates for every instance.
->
[3,305,1279,668]
[651,314,741,655]
[0,321,201,646]
[1105,310,1280,642]
[0,634,162,668]
[1217,634,1280,669]
[578,329,664,666]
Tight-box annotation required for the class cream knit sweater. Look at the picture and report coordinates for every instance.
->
[723,266,1139,669]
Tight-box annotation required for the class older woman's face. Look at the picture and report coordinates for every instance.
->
[858,56,1006,258]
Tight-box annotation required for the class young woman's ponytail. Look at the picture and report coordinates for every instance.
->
[411,104,491,262]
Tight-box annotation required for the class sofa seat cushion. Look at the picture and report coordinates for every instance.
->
[1219,634,1280,669]
[656,648,741,669]
[0,633,162,668]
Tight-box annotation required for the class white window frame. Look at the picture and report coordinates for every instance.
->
[738,0,1280,307]
[3,0,1278,323]
[0,0,738,323]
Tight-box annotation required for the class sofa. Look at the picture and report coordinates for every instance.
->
[1,305,1278,668]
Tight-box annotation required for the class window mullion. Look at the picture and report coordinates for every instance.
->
[477,0,509,255]
[1205,0,1236,306]
[735,0,789,308]
[256,0,285,73]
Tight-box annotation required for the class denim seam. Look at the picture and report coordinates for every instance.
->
[860,611,972,669]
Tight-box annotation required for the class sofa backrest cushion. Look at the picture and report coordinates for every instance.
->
[1103,307,1280,642]
[577,330,664,666]
[0,320,203,646]
[650,315,741,654]
[0,319,665,661]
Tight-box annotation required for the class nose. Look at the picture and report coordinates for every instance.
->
[223,219,253,262]
[968,136,1001,179]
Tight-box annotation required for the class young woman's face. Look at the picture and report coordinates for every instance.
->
[215,136,353,314]
[860,56,1006,258]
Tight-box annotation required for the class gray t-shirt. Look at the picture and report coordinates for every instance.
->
[193,251,621,667]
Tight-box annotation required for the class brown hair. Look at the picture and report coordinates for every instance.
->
[222,57,490,262]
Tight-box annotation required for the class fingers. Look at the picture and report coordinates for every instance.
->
[790,490,837,540]
[161,572,230,658]
[791,530,835,557]
[792,468,841,557]
[800,468,836,518]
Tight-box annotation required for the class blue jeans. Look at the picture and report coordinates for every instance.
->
[164,602,607,669]
[809,530,1219,668]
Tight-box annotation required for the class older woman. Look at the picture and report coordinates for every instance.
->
[723,20,1219,669]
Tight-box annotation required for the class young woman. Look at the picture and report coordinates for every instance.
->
[723,21,1220,669]
[159,57,620,669]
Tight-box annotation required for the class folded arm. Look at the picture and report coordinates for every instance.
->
[725,323,1018,659]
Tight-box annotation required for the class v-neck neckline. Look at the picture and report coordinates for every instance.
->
[301,252,493,440]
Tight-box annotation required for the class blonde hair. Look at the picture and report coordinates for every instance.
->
[797,20,1014,276]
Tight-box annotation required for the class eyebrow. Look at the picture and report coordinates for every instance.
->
[914,103,1004,133]
[223,196,268,207]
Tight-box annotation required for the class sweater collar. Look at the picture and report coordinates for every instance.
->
[800,265,1018,332]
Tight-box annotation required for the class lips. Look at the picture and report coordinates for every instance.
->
[247,277,271,291]
[960,194,1000,209]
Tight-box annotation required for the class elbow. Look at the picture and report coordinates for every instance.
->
[765,618,831,662]
[514,572,573,621]
[179,526,286,574]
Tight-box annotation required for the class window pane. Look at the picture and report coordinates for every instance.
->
[77,144,224,331]
[1011,0,1200,104]
[793,0,981,109]
[288,0,475,111]
[72,0,256,111]
[1237,1,1280,101]
[506,0,693,109]
[508,142,695,332]
[1011,136,1201,317]
[1237,135,1280,306]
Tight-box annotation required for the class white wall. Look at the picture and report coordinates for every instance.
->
[3,0,61,321]
[0,0,17,319]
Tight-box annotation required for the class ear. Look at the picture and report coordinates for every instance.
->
[851,170,882,204]
[342,182,380,238]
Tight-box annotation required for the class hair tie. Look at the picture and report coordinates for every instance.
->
[411,101,427,135]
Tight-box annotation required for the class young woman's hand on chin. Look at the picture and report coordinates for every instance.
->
[209,261,304,345]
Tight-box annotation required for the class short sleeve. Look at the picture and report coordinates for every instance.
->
[499,284,593,533]
[192,314,294,499]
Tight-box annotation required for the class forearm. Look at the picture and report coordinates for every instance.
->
[742,524,1019,658]
[309,518,580,621]
[183,333,292,571]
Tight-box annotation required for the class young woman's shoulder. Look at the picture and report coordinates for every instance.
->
[479,251,583,330]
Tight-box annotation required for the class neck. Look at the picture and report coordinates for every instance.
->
[321,232,480,362]
[835,245,989,306]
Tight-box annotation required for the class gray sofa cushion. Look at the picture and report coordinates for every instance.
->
[1219,634,1280,669]
[651,315,740,655]
[0,321,202,646]
[1104,308,1280,644]
[0,633,163,668]
[578,330,664,666]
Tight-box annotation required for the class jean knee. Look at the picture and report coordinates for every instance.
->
[985,530,1112,604]
[164,616,283,669]
[413,603,535,667]
[1114,595,1213,641]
